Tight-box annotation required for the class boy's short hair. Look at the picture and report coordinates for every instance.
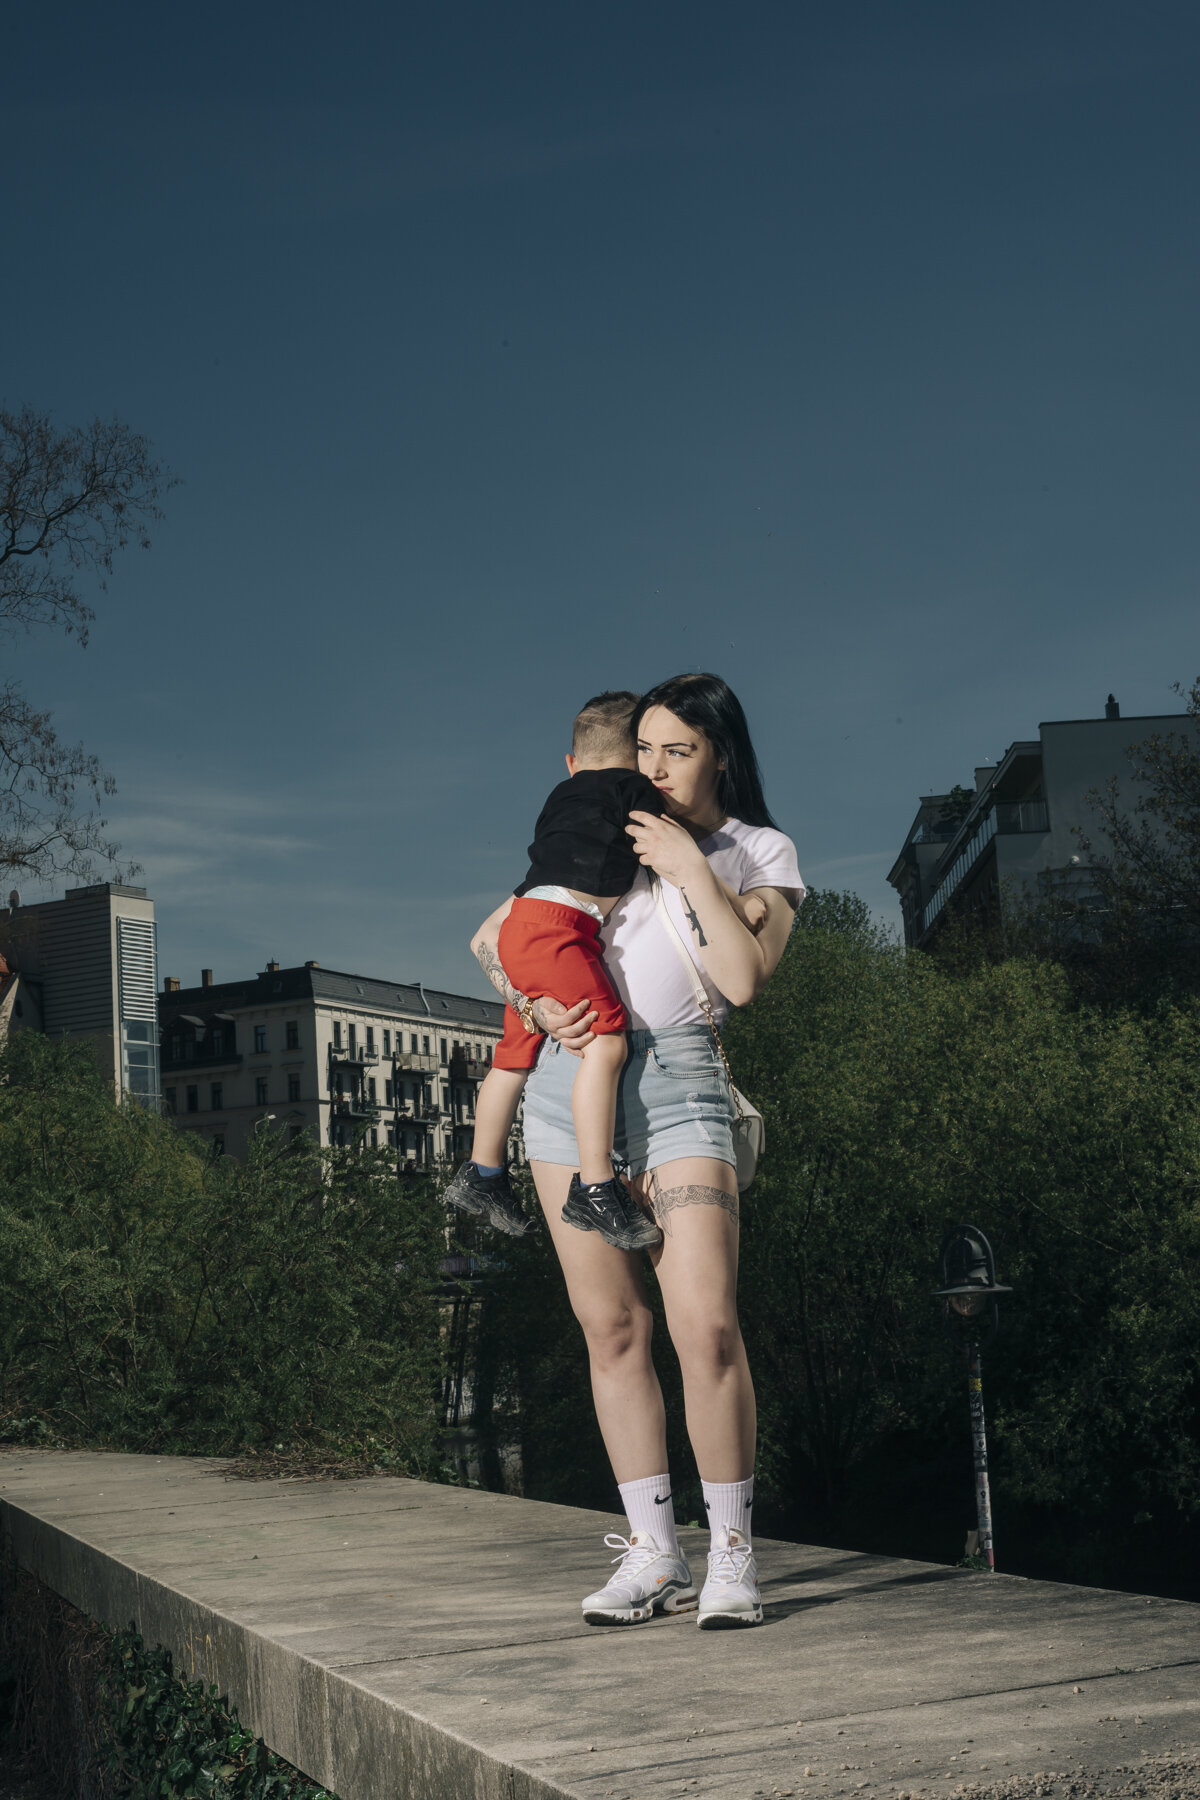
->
[572,690,642,760]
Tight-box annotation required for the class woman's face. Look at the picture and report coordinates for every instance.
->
[637,705,725,824]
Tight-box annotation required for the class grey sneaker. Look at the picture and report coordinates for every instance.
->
[443,1162,534,1238]
[561,1174,661,1250]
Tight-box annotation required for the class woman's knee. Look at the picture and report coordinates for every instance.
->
[668,1308,743,1377]
[575,1296,653,1369]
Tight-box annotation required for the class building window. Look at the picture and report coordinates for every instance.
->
[440,1038,448,1063]
[186,1085,199,1113]
[255,1076,268,1105]
[287,1074,300,1102]
[441,1084,450,1112]
[410,1033,419,1053]
[254,1025,267,1053]
[169,1035,181,1061]
[369,1128,378,1147]
[382,1029,391,1056]
[333,1021,342,1048]
[366,1026,375,1054]
[210,1082,223,1111]
[348,1022,357,1053]
[384,1079,393,1104]
[165,1087,176,1114]
[285,1020,299,1050]
[368,1076,377,1101]
[422,1034,430,1055]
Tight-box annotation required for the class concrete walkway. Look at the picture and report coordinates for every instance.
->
[1,1451,1196,1800]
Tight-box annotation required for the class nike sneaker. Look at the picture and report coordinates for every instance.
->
[697,1524,763,1628]
[442,1162,534,1237]
[581,1531,697,1625]
[561,1174,661,1250]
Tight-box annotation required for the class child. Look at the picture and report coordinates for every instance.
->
[444,692,664,1250]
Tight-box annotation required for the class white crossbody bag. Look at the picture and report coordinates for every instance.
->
[651,876,765,1193]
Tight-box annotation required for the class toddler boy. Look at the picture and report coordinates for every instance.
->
[444,691,664,1250]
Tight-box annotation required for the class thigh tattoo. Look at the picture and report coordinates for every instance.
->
[648,1170,739,1236]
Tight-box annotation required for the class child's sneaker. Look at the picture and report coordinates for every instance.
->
[561,1174,661,1250]
[581,1531,697,1625]
[696,1524,763,1628]
[442,1162,534,1237]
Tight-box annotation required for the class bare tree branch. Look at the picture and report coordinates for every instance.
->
[0,405,176,883]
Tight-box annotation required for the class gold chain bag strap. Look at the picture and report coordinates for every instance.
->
[650,876,765,1192]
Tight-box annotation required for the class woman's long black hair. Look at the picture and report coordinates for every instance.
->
[631,673,778,829]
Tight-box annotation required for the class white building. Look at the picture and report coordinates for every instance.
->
[0,884,161,1105]
[887,698,1196,949]
[158,960,509,1161]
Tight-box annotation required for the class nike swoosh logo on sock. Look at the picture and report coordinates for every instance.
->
[654,1493,672,1505]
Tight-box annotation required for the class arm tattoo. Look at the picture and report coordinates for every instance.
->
[474,939,529,1018]
[679,887,708,947]
[648,1170,738,1236]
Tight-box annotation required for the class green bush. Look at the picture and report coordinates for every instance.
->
[0,1031,446,1470]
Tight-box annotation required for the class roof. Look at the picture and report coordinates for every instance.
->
[158,965,504,1029]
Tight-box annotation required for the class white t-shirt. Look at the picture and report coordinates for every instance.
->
[599,818,805,1030]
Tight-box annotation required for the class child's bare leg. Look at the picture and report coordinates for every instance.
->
[470,1067,528,1167]
[571,1033,628,1185]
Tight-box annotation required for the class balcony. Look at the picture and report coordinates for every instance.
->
[162,1049,244,1072]
[393,1050,440,1073]
[449,1057,489,1081]
[332,1096,381,1119]
[329,1045,379,1066]
[994,799,1049,834]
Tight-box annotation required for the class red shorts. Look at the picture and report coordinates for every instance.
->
[493,897,627,1071]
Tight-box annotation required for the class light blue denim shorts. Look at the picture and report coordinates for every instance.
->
[521,1023,737,1176]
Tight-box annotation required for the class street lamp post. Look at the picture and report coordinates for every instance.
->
[932,1224,1011,1571]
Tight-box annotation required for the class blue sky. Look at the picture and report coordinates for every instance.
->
[6,1,1198,997]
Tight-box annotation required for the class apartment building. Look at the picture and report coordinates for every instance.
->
[0,883,161,1105]
[887,697,1195,949]
[158,960,508,1161]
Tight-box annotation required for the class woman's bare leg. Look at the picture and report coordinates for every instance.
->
[529,1160,667,1481]
[635,1156,755,1482]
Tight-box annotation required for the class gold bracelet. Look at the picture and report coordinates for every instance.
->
[518,997,538,1033]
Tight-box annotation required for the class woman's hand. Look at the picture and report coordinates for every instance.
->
[626,809,710,886]
[535,996,597,1057]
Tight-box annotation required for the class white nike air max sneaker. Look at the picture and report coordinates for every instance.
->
[581,1531,698,1625]
[697,1524,763,1628]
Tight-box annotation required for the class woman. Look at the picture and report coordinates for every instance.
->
[470,673,803,1628]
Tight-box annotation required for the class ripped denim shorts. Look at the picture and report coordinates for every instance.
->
[521,1023,737,1176]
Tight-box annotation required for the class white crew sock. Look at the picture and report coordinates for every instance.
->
[702,1475,754,1546]
[618,1473,679,1555]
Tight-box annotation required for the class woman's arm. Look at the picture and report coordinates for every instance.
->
[626,810,798,1006]
[470,901,596,1050]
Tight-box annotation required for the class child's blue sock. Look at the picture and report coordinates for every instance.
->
[472,1161,504,1178]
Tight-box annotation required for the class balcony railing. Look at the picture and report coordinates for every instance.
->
[162,1049,244,1072]
[994,799,1049,834]
[449,1057,489,1081]
[332,1096,381,1118]
[329,1045,379,1065]
[393,1051,441,1073]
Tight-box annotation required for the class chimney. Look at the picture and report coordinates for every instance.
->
[304,960,319,968]
[201,969,213,988]
[164,976,180,993]
[265,960,279,973]
[1105,694,1120,720]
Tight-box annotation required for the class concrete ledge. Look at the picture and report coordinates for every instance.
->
[2,1451,1198,1800]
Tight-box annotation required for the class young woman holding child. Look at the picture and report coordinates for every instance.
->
[468,673,803,1629]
